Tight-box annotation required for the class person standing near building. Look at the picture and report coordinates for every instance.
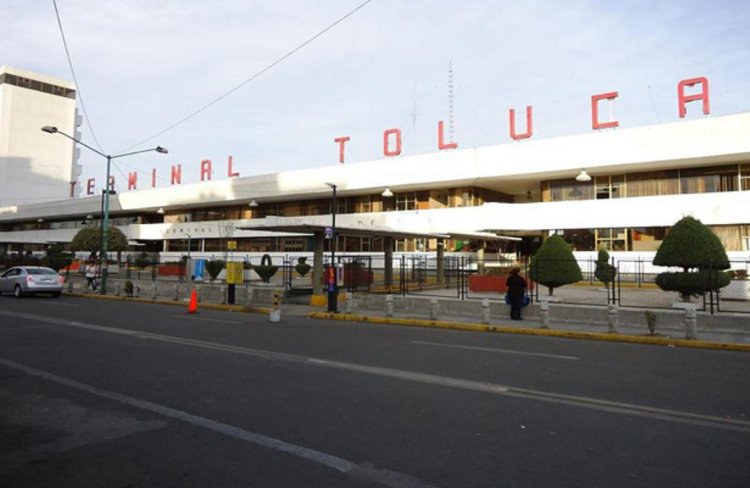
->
[85,261,98,292]
[506,267,527,320]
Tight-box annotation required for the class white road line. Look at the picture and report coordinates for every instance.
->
[0,325,49,332]
[0,357,436,488]
[35,300,79,307]
[2,309,749,434]
[172,315,242,325]
[412,340,580,360]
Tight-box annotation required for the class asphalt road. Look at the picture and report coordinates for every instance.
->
[1,295,748,488]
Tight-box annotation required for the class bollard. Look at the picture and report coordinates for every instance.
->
[345,292,353,314]
[385,294,394,318]
[269,290,281,323]
[134,284,141,298]
[67,278,74,293]
[429,298,439,321]
[683,303,697,339]
[539,300,550,329]
[607,304,619,334]
[115,281,121,297]
[481,298,491,324]
[152,281,158,300]
[173,284,180,301]
[246,285,254,306]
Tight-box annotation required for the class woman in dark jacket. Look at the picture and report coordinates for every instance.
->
[505,267,527,320]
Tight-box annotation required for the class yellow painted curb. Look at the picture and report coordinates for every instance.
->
[309,294,327,307]
[307,311,750,352]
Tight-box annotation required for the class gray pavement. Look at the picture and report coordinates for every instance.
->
[60,274,750,346]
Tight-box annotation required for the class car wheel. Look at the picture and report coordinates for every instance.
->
[13,285,23,298]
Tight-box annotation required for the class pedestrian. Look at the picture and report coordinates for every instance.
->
[85,261,98,292]
[505,266,527,320]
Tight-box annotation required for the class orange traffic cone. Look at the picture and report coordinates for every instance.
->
[187,288,198,314]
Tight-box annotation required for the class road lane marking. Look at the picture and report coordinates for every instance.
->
[0,357,436,488]
[172,315,243,325]
[2,309,749,434]
[412,340,580,360]
[0,325,49,332]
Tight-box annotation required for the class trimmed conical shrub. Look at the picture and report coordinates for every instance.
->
[653,216,729,270]
[653,216,730,301]
[529,234,583,295]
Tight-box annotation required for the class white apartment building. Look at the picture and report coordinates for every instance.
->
[0,66,81,207]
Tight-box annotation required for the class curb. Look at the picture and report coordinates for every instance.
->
[307,311,750,352]
[66,292,272,314]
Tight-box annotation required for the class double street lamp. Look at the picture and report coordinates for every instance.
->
[41,126,168,294]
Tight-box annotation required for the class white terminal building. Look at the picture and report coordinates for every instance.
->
[0,66,82,207]
[0,67,749,267]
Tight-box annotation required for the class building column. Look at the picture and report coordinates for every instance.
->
[436,238,445,284]
[312,231,324,295]
[384,236,394,288]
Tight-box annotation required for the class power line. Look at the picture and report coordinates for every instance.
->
[121,0,376,153]
[51,0,104,152]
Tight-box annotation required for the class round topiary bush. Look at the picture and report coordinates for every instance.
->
[529,234,583,295]
[653,216,730,301]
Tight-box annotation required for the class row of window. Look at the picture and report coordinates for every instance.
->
[544,164,750,202]
[0,73,76,99]
[559,224,749,252]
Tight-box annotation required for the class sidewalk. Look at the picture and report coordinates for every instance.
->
[62,275,750,352]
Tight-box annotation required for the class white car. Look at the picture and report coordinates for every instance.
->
[0,266,64,297]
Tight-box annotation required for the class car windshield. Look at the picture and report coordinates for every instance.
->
[28,268,58,275]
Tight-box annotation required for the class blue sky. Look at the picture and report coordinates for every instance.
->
[3,0,750,192]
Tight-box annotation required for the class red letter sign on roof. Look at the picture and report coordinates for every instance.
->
[591,92,619,130]
[509,106,533,140]
[678,77,710,118]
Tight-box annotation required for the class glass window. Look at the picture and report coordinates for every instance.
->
[680,165,738,194]
[626,170,679,197]
[547,179,594,201]
[562,229,595,251]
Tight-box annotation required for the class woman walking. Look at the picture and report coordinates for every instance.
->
[505,267,527,320]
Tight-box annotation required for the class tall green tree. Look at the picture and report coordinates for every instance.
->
[69,226,129,254]
[529,234,583,295]
[653,216,730,301]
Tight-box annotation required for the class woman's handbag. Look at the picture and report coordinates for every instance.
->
[506,295,531,306]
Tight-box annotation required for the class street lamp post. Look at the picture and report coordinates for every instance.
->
[42,126,167,295]
[324,182,338,312]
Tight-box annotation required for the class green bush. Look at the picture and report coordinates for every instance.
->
[294,257,311,277]
[124,280,134,297]
[655,270,730,297]
[254,254,279,283]
[205,259,225,282]
[529,234,582,295]
[653,216,730,300]
[44,244,73,272]
[594,247,617,284]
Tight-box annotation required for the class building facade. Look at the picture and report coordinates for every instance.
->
[0,110,749,263]
[0,66,81,208]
